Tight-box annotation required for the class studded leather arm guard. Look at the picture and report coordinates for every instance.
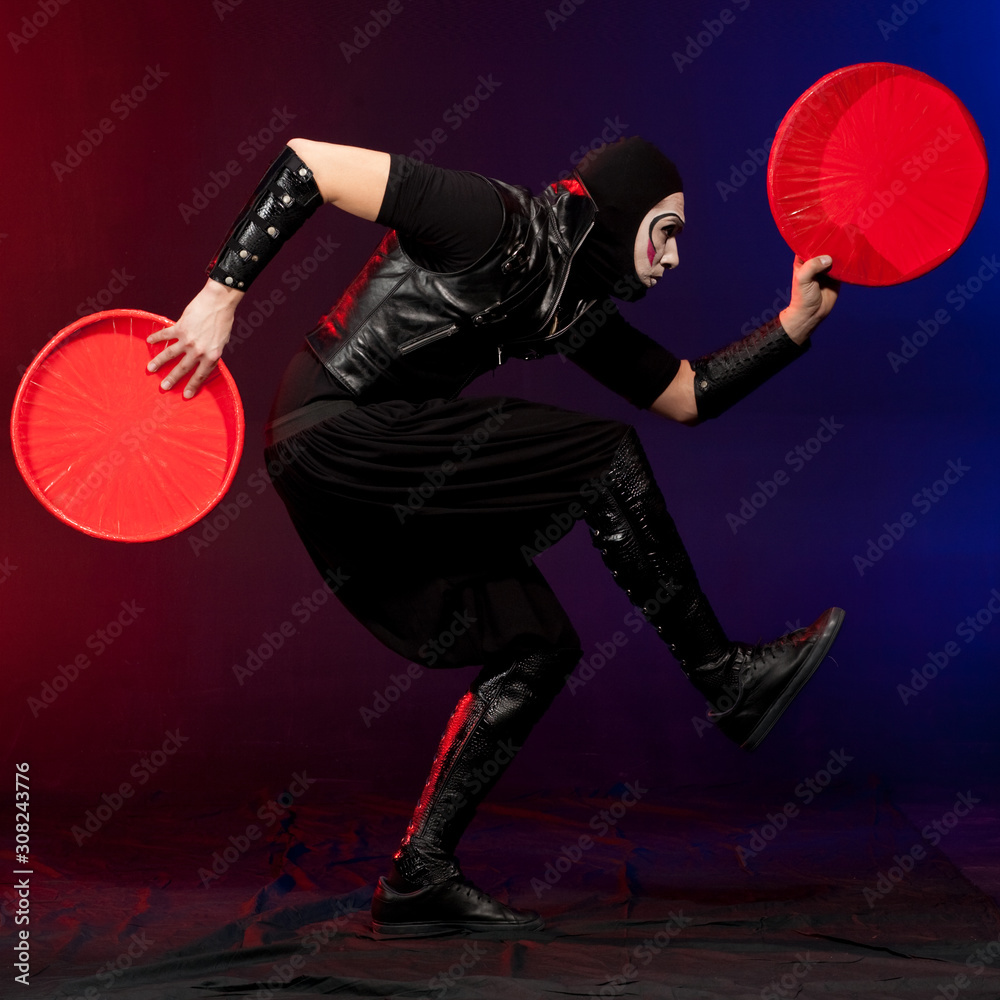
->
[691,316,811,420]
[206,146,323,290]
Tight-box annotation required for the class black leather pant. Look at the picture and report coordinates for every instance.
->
[392,427,730,885]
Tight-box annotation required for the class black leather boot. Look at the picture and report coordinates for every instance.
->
[371,643,580,938]
[582,427,843,750]
[699,607,844,750]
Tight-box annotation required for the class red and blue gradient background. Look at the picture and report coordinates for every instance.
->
[1,0,996,814]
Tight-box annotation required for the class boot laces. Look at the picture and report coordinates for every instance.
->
[739,640,781,680]
[456,875,497,905]
[461,878,486,900]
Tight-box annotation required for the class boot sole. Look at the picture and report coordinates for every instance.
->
[371,915,544,939]
[739,607,845,752]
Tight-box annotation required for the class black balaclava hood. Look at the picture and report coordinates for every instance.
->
[573,136,684,301]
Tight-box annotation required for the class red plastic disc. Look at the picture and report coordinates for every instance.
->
[768,62,988,286]
[10,309,245,542]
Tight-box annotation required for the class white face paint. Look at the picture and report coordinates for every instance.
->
[632,192,685,289]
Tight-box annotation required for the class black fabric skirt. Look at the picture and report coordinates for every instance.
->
[263,394,630,669]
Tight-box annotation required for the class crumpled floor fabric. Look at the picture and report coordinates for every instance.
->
[13,780,1000,1000]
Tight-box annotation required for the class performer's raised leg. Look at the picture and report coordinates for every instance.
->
[583,427,843,751]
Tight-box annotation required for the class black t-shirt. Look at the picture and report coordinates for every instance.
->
[268,154,680,419]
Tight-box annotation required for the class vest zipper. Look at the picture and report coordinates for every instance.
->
[399,204,593,361]
[496,213,596,360]
[548,298,597,339]
[397,323,459,355]
[537,214,595,335]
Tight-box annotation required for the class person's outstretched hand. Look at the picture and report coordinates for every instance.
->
[779,254,841,345]
[146,278,245,398]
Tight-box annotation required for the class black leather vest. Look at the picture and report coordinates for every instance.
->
[304,176,598,404]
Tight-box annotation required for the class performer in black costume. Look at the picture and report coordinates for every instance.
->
[148,135,843,938]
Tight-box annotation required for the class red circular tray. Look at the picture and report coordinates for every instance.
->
[768,62,988,286]
[10,309,244,542]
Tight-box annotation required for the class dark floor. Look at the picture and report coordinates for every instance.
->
[10,779,1000,1000]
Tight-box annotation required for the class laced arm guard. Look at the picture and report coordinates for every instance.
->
[691,316,811,420]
